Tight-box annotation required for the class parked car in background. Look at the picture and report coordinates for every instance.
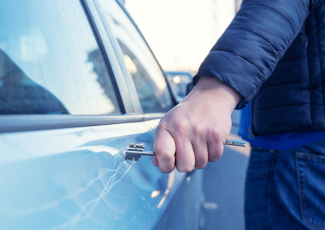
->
[165,71,193,102]
[0,0,203,229]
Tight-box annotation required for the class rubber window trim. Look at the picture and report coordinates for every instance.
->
[0,114,165,133]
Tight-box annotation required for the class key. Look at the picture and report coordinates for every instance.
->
[224,139,246,147]
[124,139,246,161]
[124,150,155,161]
[124,143,155,161]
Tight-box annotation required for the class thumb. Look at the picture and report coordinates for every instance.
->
[154,125,176,173]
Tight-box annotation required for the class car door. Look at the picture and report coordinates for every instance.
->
[0,0,203,229]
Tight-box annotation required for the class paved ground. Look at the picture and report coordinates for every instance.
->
[202,110,249,230]
[203,146,249,230]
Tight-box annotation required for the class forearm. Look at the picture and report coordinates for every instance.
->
[194,0,310,109]
[190,77,241,112]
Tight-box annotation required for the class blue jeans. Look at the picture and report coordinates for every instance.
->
[245,138,325,230]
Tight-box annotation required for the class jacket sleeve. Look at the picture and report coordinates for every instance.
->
[193,0,310,109]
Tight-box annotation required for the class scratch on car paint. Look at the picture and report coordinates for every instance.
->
[9,166,119,217]
[47,160,136,230]
[9,156,136,230]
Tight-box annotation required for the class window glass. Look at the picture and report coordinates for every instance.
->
[165,72,193,98]
[0,0,120,115]
[96,0,174,113]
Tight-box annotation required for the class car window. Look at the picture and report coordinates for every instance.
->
[0,0,120,115]
[95,0,174,113]
[165,72,192,98]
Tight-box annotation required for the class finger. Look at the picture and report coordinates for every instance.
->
[192,140,208,169]
[207,133,224,162]
[154,125,176,173]
[175,140,195,172]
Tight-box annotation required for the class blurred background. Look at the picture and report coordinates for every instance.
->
[124,0,242,72]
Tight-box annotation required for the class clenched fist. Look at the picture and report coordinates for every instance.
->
[153,77,241,173]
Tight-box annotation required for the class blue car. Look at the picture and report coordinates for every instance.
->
[0,0,203,229]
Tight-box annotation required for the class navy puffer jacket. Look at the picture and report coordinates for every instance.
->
[194,0,325,136]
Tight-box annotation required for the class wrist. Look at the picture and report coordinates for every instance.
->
[191,76,241,112]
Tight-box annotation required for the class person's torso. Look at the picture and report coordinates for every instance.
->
[251,0,325,136]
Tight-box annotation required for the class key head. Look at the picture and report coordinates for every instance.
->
[134,144,144,150]
[127,143,145,151]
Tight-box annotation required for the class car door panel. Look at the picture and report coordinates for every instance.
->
[0,119,200,229]
[155,169,203,230]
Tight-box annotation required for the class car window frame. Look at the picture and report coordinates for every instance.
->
[116,0,177,107]
[89,0,143,114]
[94,0,177,114]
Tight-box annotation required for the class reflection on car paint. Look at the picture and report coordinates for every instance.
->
[0,120,184,230]
[157,172,175,209]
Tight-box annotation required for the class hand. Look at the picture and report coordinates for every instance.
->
[153,77,241,173]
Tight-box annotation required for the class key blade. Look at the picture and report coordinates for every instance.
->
[124,153,141,161]
[225,139,246,147]
[125,150,155,156]
[124,150,155,161]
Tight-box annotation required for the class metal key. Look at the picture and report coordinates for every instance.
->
[224,139,246,147]
[124,143,154,161]
[124,139,246,161]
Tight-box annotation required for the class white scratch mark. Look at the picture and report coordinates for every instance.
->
[10,167,118,217]
[46,160,135,230]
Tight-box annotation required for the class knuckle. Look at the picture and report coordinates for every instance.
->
[157,122,168,132]
[175,120,189,135]
[210,130,220,140]
[193,124,204,136]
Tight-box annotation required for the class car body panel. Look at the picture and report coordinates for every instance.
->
[0,119,202,229]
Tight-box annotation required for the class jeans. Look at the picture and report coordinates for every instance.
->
[245,138,325,230]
